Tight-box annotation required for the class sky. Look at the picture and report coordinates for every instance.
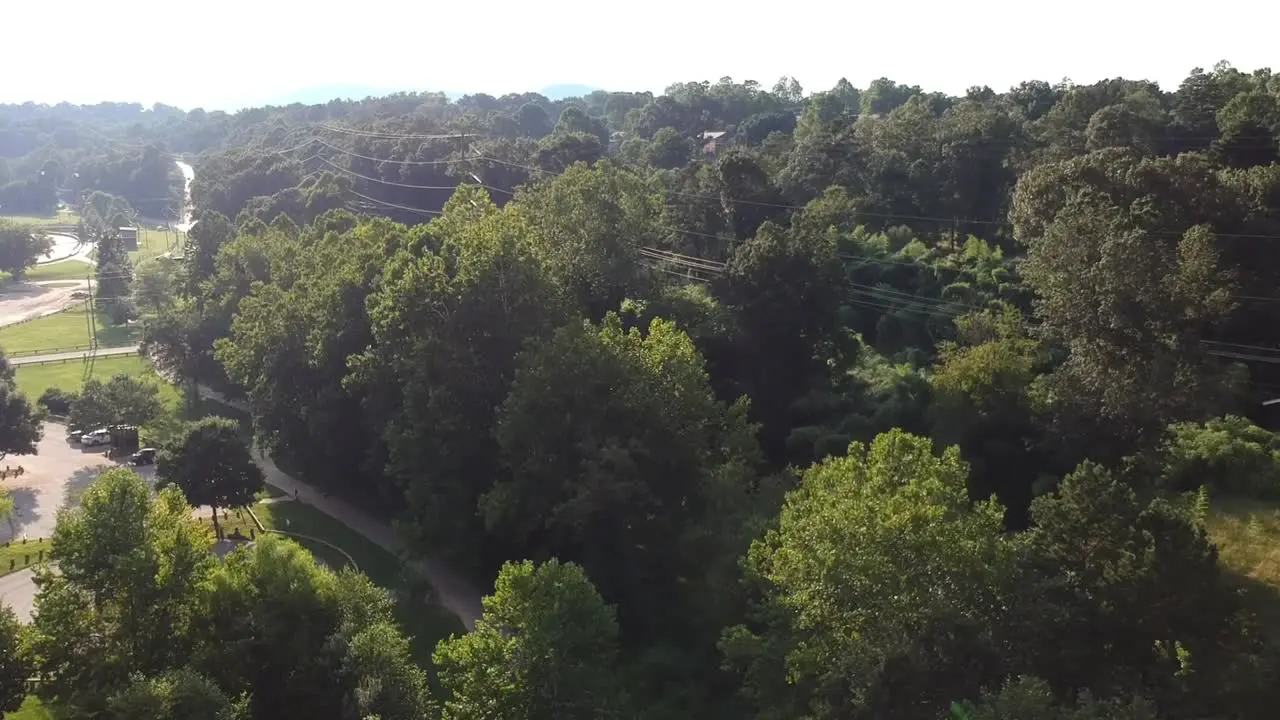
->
[2,0,1278,110]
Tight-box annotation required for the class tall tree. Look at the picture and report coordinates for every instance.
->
[157,417,264,538]
[0,220,53,279]
[434,559,624,720]
[30,470,214,712]
[722,430,1014,720]
[67,372,163,432]
[96,228,134,324]
[0,351,42,462]
[491,314,760,636]
[0,606,28,713]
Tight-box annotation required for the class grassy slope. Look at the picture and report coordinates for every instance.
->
[0,307,139,355]
[129,228,180,265]
[13,355,180,409]
[1206,497,1280,635]
[0,213,79,226]
[23,261,91,282]
[0,538,51,577]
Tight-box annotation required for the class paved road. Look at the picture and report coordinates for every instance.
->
[10,345,140,366]
[197,385,484,630]
[0,570,36,621]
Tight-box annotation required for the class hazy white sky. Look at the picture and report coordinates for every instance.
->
[2,0,1276,110]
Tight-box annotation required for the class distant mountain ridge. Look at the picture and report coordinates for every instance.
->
[258,83,603,108]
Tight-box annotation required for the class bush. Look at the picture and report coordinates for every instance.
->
[1156,415,1280,499]
[37,387,77,416]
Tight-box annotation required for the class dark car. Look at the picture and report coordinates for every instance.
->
[131,448,157,466]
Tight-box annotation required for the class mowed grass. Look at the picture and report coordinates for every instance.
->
[129,228,181,265]
[24,260,92,282]
[0,306,138,355]
[13,354,180,409]
[0,212,79,226]
[1206,497,1280,638]
[204,500,466,668]
[4,696,54,720]
[0,538,51,578]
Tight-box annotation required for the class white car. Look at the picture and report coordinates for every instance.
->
[80,429,112,447]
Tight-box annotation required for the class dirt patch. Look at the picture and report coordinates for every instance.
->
[0,281,88,328]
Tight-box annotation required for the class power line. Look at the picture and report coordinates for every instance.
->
[317,123,471,141]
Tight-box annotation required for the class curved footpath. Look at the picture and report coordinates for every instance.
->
[197,385,485,629]
[0,386,485,631]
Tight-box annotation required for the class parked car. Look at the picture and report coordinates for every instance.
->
[131,448,157,466]
[80,429,112,447]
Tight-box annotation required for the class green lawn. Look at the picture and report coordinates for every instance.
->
[0,307,138,356]
[21,261,92,282]
[3,696,54,720]
[13,355,180,409]
[129,228,181,265]
[0,538,51,578]
[0,212,78,226]
[1207,497,1280,640]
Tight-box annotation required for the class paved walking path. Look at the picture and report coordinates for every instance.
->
[10,345,140,366]
[197,385,485,630]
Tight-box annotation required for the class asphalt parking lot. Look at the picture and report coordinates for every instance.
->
[1,421,154,545]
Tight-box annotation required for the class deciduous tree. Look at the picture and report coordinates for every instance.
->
[434,559,624,720]
[0,351,42,461]
[157,417,264,538]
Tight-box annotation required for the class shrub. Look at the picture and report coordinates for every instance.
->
[1156,415,1280,499]
[37,387,77,416]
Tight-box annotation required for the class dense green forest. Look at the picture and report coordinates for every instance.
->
[6,61,1280,719]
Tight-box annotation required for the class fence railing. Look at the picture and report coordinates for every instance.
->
[6,343,95,357]
[10,349,140,368]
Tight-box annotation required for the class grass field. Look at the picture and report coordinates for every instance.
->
[0,538,51,578]
[0,307,138,355]
[1206,497,1280,640]
[22,261,92,282]
[0,212,79,226]
[130,228,181,265]
[13,355,180,408]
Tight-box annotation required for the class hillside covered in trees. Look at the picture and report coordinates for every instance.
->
[6,61,1280,719]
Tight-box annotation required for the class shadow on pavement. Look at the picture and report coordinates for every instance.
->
[0,487,39,543]
[62,466,108,509]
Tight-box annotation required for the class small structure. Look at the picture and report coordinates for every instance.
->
[117,226,139,250]
[700,130,728,157]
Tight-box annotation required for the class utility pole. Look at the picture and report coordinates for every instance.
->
[83,265,95,382]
